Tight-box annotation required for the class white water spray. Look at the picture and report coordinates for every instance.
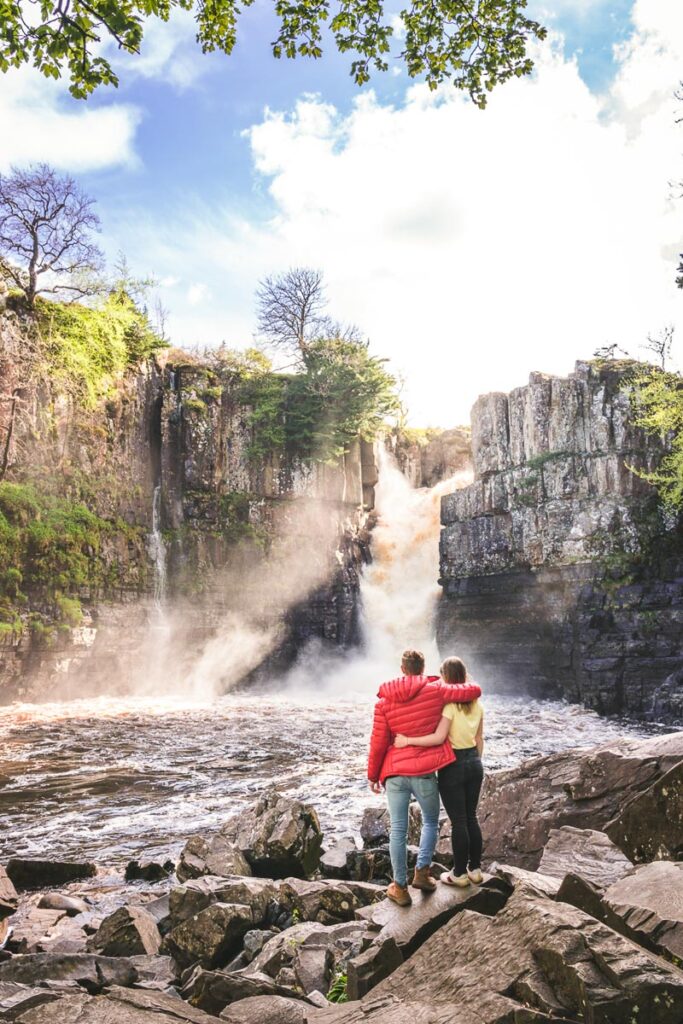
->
[286,448,472,696]
[148,484,168,622]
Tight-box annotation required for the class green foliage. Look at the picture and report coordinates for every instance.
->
[0,0,545,105]
[36,292,166,408]
[184,397,208,414]
[0,481,141,627]
[628,366,683,510]
[526,450,572,471]
[328,971,349,1003]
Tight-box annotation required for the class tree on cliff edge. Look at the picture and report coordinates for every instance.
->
[0,0,546,106]
[0,165,104,309]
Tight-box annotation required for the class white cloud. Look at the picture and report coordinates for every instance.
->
[187,282,211,305]
[110,9,208,91]
[115,1,683,424]
[0,68,140,173]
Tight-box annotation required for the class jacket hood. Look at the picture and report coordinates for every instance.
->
[377,675,440,703]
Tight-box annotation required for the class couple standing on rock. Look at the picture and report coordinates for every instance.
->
[367,649,485,906]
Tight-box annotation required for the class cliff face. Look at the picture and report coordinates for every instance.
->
[0,311,376,701]
[437,361,683,722]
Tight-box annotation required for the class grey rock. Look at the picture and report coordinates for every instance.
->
[278,879,358,925]
[125,860,175,883]
[127,954,180,989]
[0,982,61,1020]
[291,944,332,996]
[346,938,402,1001]
[163,902,252,969]
[0,952,137,992]
[489,862,561,899]
[177,837,252,885]
[6,859,97,891]
[168,876,278,929]
[89,906,161,957]
[315,884,683,1024]
[12,986,226,1022]
[220,789,323,879]
[242,929,275,964]
[538,826,634,886]
[5,907,67,953]
[360,805,420,849]
[0,867,18,921]
[219,995,308,1023]
[320,839,355,880]
[606,759,683,862]
[181,967,309,1016]
[36,894,89,917]
[601,861,683,963]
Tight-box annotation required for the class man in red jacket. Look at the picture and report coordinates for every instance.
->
[367,649,481,906]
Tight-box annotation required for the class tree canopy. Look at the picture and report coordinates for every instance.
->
[629,365,683,511]
[0,0,546,105]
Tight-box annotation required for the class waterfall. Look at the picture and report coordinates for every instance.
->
[148,484,168,618]
[286,447,472,695]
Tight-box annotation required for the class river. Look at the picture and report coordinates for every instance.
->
[0,454,663,867]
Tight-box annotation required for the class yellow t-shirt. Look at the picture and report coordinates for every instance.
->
[442,700,483,750]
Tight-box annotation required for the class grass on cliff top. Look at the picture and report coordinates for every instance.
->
[35,290,166,408]
[0,480,145,630]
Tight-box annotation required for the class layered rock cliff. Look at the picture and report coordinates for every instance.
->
[0,307,377,700]
[437,361,683,722]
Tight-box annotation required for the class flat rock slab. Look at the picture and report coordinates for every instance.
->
[489,862,561,899]
[479,732,683,869]
[182,967,311,1017]
[356,875,506,957]
[606,759,683,862]
[0,981,61,1021]
[538,826,634,887]
[6,907,67,953]
[6,860,97,891]
[219,994,308,1023]
[315,884,683,1024]
[11,986,225,1022]
[602,861,683,963]
[0,953,137,992]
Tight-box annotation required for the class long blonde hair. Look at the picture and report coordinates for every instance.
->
[440,656,475,711]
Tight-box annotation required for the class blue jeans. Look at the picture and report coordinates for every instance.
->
[385,773,440,887]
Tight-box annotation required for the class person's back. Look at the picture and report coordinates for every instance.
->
[366,648,481,906]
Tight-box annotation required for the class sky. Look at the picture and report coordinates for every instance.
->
[1,0,682,425]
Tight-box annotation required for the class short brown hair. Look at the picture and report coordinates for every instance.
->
[401,649,425,676]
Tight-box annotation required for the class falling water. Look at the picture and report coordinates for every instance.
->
[148,484,168,620]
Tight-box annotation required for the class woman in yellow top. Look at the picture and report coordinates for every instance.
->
[395,656,484,888]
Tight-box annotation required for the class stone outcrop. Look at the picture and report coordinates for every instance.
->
[219,789,323,880]
[89,906,162,957]
[478,731,683,869]
[390,427,472,488]
[176,838,252,885]
[537,826,633,886]
[437,361,683,720]
[605,758,683,862]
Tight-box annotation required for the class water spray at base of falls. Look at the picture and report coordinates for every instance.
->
[148,484,168,624]
[284,448,473,697]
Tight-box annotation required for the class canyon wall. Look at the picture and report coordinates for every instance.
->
[437,361,683,722]
[0,308,377,700]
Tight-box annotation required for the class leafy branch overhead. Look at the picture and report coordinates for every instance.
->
[0,0,546,105]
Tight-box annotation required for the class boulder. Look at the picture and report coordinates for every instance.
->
[89,906,162,957]
[242,929,275,963]
[0,982,61,1020]
[6,859,97,891]
[6,907,67,953]
[355,875,506,958]
[143,894,172,933]
[538,826,634,886]
[163,902,252,969]
[247,920,367,995]
[320,839,355,880]
[168,877,278,929]
[315,885,683,1024]
[0,867,18,920]
[489,862,561,898]
[37,893,89,916]
[360,805,421,849]
[346,938,402,1001]
[125,860,175,883]
[606,759,683,862]
[278,879,358,925]
[600,862,683,963]
[127,954,180,990]
[177,837,252,885]
[11,986,226,1022]
[290,943,333,996]
[218,995,308,1023]
[181,967,309,1016]
[479,732,683,869]
[0,952,137,992]
[220,789,323,879]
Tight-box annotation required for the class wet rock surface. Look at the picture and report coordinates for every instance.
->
[6,860,97,891]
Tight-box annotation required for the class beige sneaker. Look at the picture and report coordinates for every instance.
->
[440,871,470,888]
[386,881,412,906]
[411,866,437,892]
[467,868,483,884]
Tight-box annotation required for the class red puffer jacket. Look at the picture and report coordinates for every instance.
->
[367,675,482,784]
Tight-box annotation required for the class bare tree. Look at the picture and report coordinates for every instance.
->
[643,325,674,370]
[0,164,104,307]
[255,267,330,362]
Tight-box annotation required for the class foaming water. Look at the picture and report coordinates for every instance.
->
[0,690,659,866]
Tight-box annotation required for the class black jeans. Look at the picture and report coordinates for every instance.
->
[438,747,484,875]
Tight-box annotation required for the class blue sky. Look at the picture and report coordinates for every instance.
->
[2,0,682,422]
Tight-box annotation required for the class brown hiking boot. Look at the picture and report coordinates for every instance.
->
[411,866,437,892]
[386,881,412,906]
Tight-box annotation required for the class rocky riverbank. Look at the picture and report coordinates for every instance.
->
[1,731,681,1022]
